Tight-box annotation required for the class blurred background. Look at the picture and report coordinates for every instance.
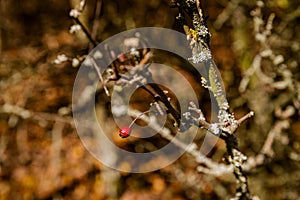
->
[0,0,299,199]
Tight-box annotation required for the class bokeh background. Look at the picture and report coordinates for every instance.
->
[0,0,299,199]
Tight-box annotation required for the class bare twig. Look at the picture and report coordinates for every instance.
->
[128,108,231,175]
[236,111,255,127]
[49,121,64,182]
[71,17,98,47]
[243,120,290,171]
[0,103,73,125]
[90,0,102,50]
[87,56,110,96]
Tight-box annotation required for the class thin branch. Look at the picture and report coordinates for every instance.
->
[237,111,255,126]
[148,83,181,126]
[243,120,290,171]
[88,56,110,96]
[195,0,203,18]
[72,17,98,47]
[0,103,73,125]
[89,0,102,50]
[128,108,231,175]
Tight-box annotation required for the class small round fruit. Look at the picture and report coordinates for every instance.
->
[119,126,131,138]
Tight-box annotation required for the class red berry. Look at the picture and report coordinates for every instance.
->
[119,126,131,138]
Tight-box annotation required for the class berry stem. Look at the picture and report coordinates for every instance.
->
[128,110,150,128]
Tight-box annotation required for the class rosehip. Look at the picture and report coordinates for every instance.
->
[119,126,131,138]
[118,110,150,138]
